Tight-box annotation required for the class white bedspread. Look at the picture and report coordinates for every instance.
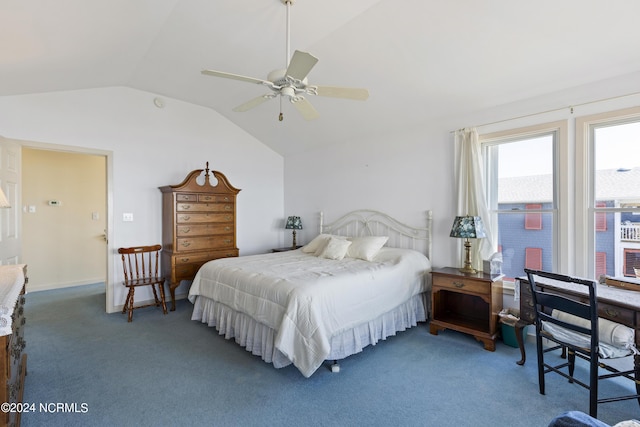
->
[188,247,431,377]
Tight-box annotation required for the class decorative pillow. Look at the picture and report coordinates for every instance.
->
[346,236,389,261]
[302,234,346,254]
[317,237,352,260]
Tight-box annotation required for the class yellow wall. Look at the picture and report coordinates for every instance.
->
[22,148,106,291]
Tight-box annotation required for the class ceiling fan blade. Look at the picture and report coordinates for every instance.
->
[315,86,369,101]
[292,98,320,120]
[232,95,272,112]
[201,69,267,85]
[286,50,318,81]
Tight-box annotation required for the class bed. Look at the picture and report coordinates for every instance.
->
[188,209,433,377]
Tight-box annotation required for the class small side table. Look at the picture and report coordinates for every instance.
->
[271,246,303,252]
[430,267,503,351]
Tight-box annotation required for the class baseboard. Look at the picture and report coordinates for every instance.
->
[28,279,104,293]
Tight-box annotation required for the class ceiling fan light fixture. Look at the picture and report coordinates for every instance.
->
[281,86,295,98]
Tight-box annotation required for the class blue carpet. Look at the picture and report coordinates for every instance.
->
[19,283,640,426]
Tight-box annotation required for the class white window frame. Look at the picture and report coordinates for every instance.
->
[575,106,640,278]
[480,121,568,274]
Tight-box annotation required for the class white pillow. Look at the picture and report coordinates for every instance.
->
[302,234,331,253]
[302,234,346,253]
[346,236,389,261]
[317,237,352,260]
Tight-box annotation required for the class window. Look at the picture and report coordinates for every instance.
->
[623,249,640,277]
[481,124,560,280]
[579,114,640,278]
[478,108,639,280]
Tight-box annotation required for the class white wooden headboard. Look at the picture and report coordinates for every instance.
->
[319,209,433,260]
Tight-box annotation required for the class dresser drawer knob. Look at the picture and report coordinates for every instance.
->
[181,215,191,221]
[181,227,191,233]
[180,241,191,247]
[225,226,231,231]
[225,205,231,211]
[224,239,231,244]
[225,215,231,221]
[180,257,190,262]
[453,281,465,288]
[224,196,229,201]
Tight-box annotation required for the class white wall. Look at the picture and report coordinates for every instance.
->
[0,86,284,312]
[284,71,640,271]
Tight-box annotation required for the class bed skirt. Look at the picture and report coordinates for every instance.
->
[191,293,427,372]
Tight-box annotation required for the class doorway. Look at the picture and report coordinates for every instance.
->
[20,143,114,312]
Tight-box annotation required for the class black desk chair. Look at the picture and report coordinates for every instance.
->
[525,269,640,418]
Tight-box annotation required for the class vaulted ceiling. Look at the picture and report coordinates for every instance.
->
[2,0,640,155]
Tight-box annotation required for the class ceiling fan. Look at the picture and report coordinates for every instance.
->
[201,0,369,121]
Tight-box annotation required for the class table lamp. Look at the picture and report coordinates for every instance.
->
[450,215,486,274]
[285,216,303,249]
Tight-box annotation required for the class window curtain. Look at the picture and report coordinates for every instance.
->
[454,128,496,271]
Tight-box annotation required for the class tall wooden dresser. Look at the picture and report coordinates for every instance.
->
[160,164,240,311]
[0,264,28,427]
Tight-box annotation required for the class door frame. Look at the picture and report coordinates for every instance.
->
[21,140,114,313]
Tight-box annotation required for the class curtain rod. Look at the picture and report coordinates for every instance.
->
[450,90,640,133]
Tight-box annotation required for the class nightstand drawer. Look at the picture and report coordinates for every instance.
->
[432,274,488,295]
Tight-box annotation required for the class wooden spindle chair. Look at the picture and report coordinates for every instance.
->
[118,245,168,322]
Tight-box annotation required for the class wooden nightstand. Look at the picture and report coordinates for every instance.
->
[430,267,503,351]
[271,246,302,252]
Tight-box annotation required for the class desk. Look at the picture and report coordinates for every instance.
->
[516,276,640,369]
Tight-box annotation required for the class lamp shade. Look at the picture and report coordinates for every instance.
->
[285,216,303,230]
[0,188,10,209]
[450,215,486,239]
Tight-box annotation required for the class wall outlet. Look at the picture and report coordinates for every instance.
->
[122,213,133,222]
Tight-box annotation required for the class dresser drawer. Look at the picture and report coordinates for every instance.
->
[176,203,234,213]
[174,249,238,265]
[198,194,234,203]
[172,250,238,281]
[176,236,235,251]
[176,193,197,202]
[176,213,234,224]
[177,224,234,237]
[432,274,489,295]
